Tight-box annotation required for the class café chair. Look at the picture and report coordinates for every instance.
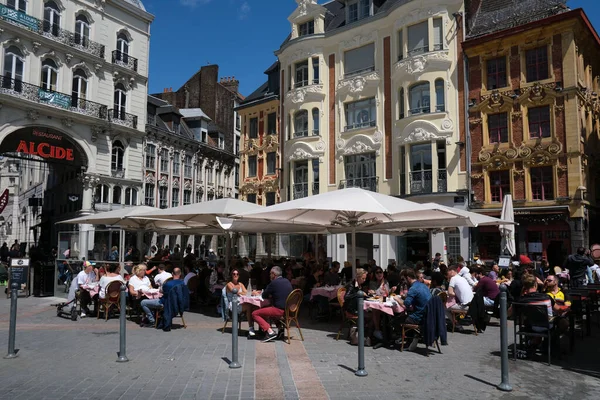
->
[278,288,304,344]
[221,287,242,333]
[336,287,358,341]
[154,305,187,329]
[97,281,122,320]
[450,303,477,335]
[512,302,554,365]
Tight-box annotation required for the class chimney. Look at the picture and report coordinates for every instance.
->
[221,75,240,95]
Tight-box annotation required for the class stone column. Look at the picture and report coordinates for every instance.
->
[80,174,99,214]
[238,234,249,257]
[256,233,266,258]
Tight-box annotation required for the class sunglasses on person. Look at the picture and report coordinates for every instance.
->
[375,270,384,274]
[232,272,239,276]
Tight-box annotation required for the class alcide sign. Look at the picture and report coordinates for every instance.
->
[15,130,75,161]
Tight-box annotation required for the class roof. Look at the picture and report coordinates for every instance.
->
[147,95,168,107]
[179,108,212,120]
[122,0,146,11]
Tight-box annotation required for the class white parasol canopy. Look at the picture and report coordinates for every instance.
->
[500,194,516,256]
[57,206,192,230]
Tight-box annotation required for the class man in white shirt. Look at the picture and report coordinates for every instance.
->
[154,264,172,291]
[458,264,477,287]
[74,261,98,317]
[446,266,474,321]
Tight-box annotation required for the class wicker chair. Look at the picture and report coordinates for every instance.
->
[278,289,304,344]
[97,281,122,320]
[335,287,358,341]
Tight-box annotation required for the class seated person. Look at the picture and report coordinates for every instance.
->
[249,266,293,342]
[69,261,98,317]
[324,262,341,286]
[394,268,432,350]
[153,264,172,291]
[368,267,390,296]
[223,269,247,321]
[445,266,474,321]
[183,266,197,285]
[472,267,500,307]
[429,272,445,296]
[343,268,369,316]
[304,265,326,315]
[544,275,568,312]
[128,264,152,300]
[99,263,125,299]
[488,264,500,281]
[386,264,401,289]
[140,268,185,327]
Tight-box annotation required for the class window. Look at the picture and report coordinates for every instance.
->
[298,20,314,37]
[111,140,124,171]
[437,141,447,193]
[235,164,239,187]
[172,188,179,207]
[294,161,308,199]
[125,188,137,206]
[344,43,375,77]
[488,113,508,143]
[531,166,553,200]
[267,113,277,135]
[410,143,432,194]
[344,153,376,191]
[311,108,320,135]
[196,190,202,203]
[312,158,319,195]
[312,57,319,84]
[71,69,87,108]
[116,32,129,62]
[399,88,405,118]
[112,186,122,204]
[345,98,376,131]
[247,194,257,204]
[145,144,156,169]
[218,133,225,149]
[172,152,180,175]
[40,59,58,91]
[43,1,61,37]
[113,83,127,120]
[408,21,428,56]
[435,79,445,112]
[526,46,549,82]
[207,168,213,184]
[433,18,443,50]
[348,0,370,23]
[94,184,109,203]
[159,186,168,208]
[173,120,180,134]
[265,192,276,206]
[267,152,276,175]
[235,136,240,155]
[490,170,510,203]
[248,155,257,177]
[398,29,404,61]
[528,106,551,139]
[160,148,169,173]
[249,117,258,138]
[7,0,27,12]
[294,110,309,137]
[144,184,155,206]
[487,57,507,90]
[409,82,430,115]
[447,231,461,261]
[184,155,192,178]
[295,60,309,88]
[183,190,191,205]
[74,15,90,47]
[3,46,24,92]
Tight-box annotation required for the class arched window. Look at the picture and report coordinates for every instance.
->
[125,188,137,206]
[112,186,122,204]
[74,14,90,47]
[94,184,109,203]
[40,59,58,91]
[116,32,129,63]
[435,79,445,112]
[113,83,127,120]
[71,68,87,108]
[7,0,27,12]
[294,110,308,138]
[111,140,124,171]
[3,46,24,92]
[399,87,405,118]
[312,108,320,136]
[408,82,430,115]
[43,1,61,37]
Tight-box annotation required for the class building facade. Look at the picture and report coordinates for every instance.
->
[0,0,153,257]
[464,1,600,266]
[277,0,467,264]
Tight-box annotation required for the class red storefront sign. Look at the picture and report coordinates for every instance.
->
[14,129,74,161]
[0,189,8,214]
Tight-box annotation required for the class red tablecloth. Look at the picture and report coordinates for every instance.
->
[311,286,342,300]
[239,295,270,308]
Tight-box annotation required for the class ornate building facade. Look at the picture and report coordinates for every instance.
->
[277,0,467,264]
[464,2,600,266]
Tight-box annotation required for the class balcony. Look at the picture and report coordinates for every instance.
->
[0,76,108,119]
[0,4,105,59]
[343,66,375,80]
[109,109,138,129]
[410,170,432,194]
[312,182,319,195]
[339,176,378,192]
[111,168,125,179]
[437,169,447,193]
[293,183,308,199]
[344,120,376,132]
[112,50,138,73]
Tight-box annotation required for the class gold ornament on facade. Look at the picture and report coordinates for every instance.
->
[523,151,552,167]
[513,169,525,177]
[518,144,532,158]
[505,148,518,159]
[263,178,279,192]
[484,155,510,171]
[471,173,483,179]
[469,117,482,126]
[478,150,491,162]
[547,142,562,154]
[557,164,568,174]
[511,111,522,120]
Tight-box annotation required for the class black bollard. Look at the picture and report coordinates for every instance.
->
[355,290,367,377]
[4,282,19,359]
[497,284,512,392]
[230,288,241,369]
[116,284,129,363]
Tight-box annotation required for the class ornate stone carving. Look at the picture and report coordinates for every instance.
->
[469,118,482,126]
[286,84,324,103]
[80,174,100,189]
[518,145,532,158]
[62,118,74,128]
[90,125,103,142]
[372,130,383,143]
[557,164,568,174]
[505,148,518,159]
[513,169,525,177]
[289,147,313,161]
[32,41,41,54]
[159,176,168,187]
[144,172,155,184]
[441,119,453,131]
[478,150,492,162]
[547,142,562,154]
[337,140,377,161]
[404,127,437,143]
[172,178,180,189]
[26,109,40,120]
[336,71,380,93]
[512,111,522,120]
[315,140,326,151]
[471,173,483,179]
[196,185,204,194]
[395,50,450,77]
[340,32,377,50]
[524,151,552,167]
[484,155,510,171]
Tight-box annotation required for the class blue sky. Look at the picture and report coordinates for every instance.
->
[144,0,600,98]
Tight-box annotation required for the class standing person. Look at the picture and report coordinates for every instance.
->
[0,242,9,262]
[432,253,442,271]
[108,246,119,261]
[200,242,206,258]
[564,247,594,288]
[250,266,293,342]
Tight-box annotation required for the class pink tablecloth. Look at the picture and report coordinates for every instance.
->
[311,286,342,300]
[143,290,162,300]
[81,284,100,297]
[239,295,270,308]
[364,300,404,316]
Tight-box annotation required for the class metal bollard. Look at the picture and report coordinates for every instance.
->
[229,288,241,369]
[355,290,368,377]
[4,282,19,359]
[497,284,512,392]
[116,284,129,363]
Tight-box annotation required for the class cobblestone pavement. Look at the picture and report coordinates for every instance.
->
[0,290,599,400]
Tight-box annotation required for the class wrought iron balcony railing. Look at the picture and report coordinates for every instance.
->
[109,108,138,129]
[339,176,378,192]
[0,76,108,119]
[111,168,125,178]
[437,169,447,193]
[410,170,433,194]
[345,120,376,131]
[0,4,105,59]
[312,182,319,195]
[293,183,308,199]
[112,50,138,72]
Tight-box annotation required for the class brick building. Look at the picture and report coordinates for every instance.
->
[463,0,600,266]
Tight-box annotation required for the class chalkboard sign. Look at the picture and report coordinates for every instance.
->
[8,258,30,296]
[10,266,27,284]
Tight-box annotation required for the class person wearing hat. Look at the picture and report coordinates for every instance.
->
[473,255,483,266]
[73,261,98,317]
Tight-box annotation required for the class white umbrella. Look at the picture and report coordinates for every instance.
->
[58,206,191,230]
[500,194,516,256]
[233,188,467,277]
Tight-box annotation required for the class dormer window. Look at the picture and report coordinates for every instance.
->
[348,0,370,24]
[298,20,314,37]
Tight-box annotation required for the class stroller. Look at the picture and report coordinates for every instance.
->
[55,277,82,321]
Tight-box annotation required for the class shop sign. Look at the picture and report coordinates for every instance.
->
[38,89,71,109]
[0,189,8,214]
[0,4,39,32]
[15,129,75,161]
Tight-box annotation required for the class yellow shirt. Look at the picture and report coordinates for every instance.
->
[546,289,565,302]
